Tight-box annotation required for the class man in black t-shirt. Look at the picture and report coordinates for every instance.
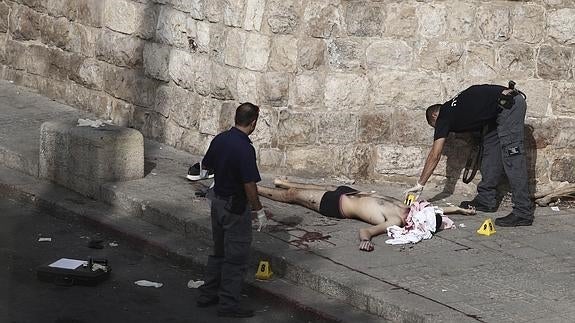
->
[404,84,534,227]
[196,102,271,318]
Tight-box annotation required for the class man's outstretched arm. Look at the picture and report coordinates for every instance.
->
[418,138,446,186]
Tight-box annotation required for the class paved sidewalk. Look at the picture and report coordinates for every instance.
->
[1,80,575,322]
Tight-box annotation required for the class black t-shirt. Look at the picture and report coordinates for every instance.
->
[434,84,506,140]
[202,127,261,197]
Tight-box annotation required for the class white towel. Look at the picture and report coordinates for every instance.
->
[385,206,437,245]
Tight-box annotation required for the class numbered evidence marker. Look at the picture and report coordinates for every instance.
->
[255,260,273,280]
[477,218,496,236]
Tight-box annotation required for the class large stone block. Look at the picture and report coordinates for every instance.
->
[366,39,413,70]
[39,16,70,49]
[547,8,575,45]
[169,0,205,20]
[205,0,223,23]
[210,63,237,100]
[285,146,339,176]
[551,82,575,117]
[327,38,364,72]
[0,1,9,33]
[550,153,575,182]
[537,45,572,80]
[418,41,464,73]
[108,98,134,127]
[49,48,86,82]
[371,71,441,109]
[208,23,226,64]
[318,112,357,144]
[520,79,551,118]
[291,73,323,107]
[169,49,212,93]
[375,144,426,176]
[40,121,144,199]
[156,6,194,49]
[498,43,536,79]
[512,4,545,44]
[324,73,369,111]
[261,72,289,106]
[102,63,159,108]
[9,4,42,41]
[244,33,270,71]
[416,3,446,38]
[223,0,245,27]
[224,28,246,68]
[236,69,260,104]
[298,37,325,70]
[390,108,432,146]
[244,0,265,31]
[4,41,48,75]
[68,23,99,57]
[0,33,6,62]
[384,3,417,38]
[76,58,104,90]
[345,1,384,37]
[258,148,284,169]
[250,105,276,146]
[304,0,343,38]
[65,82,110,116]
[269,35,298,72]
[358,111,392,144]
[198,97,224,135]
[96,29,145,68]
[68,0,104,27]
[155,84,199,129]
[476,5,512,42]
[194,21,210,53]
[277,110,316,146]
[444,2,477,40]
[464,42,496,78]
[266,0,300,34]
[104,0,155,38]
[551,117,575,149]
[143,42,171,82]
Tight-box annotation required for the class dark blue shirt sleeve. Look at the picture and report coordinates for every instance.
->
[202,141,215,170]
[433,117,450,140]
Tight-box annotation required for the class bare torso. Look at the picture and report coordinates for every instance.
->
[340,195,409,227]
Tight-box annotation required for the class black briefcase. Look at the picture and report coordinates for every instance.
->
[37,258,111,286]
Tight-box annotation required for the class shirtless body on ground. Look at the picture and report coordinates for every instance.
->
[257,178,476,252]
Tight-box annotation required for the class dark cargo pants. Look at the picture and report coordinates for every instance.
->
[198,195,252,311]
[476,94,534,219]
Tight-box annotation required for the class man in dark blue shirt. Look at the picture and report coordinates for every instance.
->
[404,84,534,227]
[196,102,270,318]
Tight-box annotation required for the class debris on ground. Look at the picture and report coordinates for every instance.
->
[134,280,163,288]
[38,237,52,242]
[187,280,205,289]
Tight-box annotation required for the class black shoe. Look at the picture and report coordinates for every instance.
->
[217,308,254,318]
[187,162,214,181]
[196,297,219,308]
[494,213,533,227]
[459,199,497,213]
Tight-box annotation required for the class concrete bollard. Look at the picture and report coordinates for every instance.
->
[39,121,144,199]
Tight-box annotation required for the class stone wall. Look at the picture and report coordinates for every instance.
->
[0,0,574,193]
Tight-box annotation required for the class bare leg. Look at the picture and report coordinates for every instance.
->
[273,178,338,191]
[258,185,325,213]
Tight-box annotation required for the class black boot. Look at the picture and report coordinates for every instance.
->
[494,213,533,227]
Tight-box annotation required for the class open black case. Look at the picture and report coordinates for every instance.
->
[37,258,111,286]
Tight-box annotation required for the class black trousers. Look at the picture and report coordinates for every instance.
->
[198,195,252,311]
[477,95,534,219]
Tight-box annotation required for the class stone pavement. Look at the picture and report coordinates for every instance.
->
[1,80,575,322]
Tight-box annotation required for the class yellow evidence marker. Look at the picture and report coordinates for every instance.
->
[477,218,496,236]
[255,260,273,280]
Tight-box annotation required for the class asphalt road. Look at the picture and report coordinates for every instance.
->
[0,197,334,323]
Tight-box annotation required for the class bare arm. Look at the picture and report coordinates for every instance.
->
[418,138,445,185]
[440,206,476,215]
[244,182,263,212]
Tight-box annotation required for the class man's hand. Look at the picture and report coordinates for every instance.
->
[254,208,272,232]
[403,182,424,200]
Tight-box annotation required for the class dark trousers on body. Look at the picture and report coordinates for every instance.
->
[477,95,534,219]
[198,196,252,311]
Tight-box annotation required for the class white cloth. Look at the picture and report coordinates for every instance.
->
[385,206,438,245]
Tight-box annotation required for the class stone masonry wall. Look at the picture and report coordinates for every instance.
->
[0,0,574,194]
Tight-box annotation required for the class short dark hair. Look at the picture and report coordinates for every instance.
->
[425,104,442,125]
[235,102,260,126]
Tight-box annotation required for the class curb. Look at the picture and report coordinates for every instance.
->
[0,166,384,323]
